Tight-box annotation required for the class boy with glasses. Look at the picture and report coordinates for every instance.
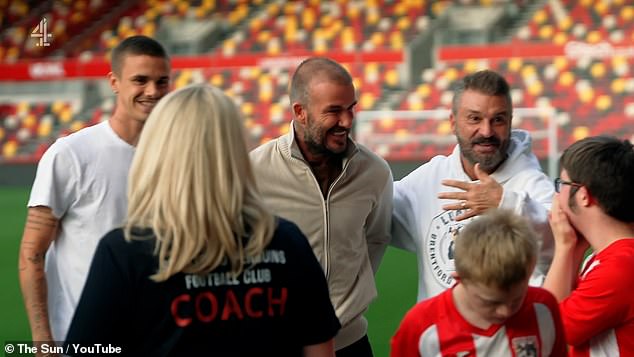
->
[544,135,634,356]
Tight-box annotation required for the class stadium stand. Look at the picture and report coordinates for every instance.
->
[1,0,633,164]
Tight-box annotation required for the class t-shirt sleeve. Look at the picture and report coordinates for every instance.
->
[559,258,631,346]
[283,221,341,346]
[391,303,427,357]
[541,289,568,356]
[28,140,78,218]
[64,230,133,352]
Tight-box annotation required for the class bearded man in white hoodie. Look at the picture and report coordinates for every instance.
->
[392,69,554,302]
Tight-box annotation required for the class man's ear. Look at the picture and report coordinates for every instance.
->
[108,72,119,94]
[577,185,593,207]
[451,271,461,282]
[449,112,456,132]
[292,102,306,124]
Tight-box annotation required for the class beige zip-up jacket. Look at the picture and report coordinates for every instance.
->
[250,123,393,350]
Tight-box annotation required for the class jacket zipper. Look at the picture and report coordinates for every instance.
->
[323,155,355,279]
[291,150,357,280]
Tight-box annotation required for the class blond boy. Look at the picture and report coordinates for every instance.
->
[392,209,567,357]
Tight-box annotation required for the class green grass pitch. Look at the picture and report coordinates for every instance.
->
[0,186,417,356]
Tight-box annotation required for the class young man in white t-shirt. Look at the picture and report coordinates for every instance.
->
[18,35,171,349]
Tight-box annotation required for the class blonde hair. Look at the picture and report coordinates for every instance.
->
[454,209,537,290]
[125,84,276,281]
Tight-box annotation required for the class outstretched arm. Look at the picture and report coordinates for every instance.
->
[19,206,59,349]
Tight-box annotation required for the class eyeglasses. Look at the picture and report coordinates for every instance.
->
[554,178,582,193]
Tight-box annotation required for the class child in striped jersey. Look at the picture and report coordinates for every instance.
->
[391,209,567,357]
[544,136,634,356]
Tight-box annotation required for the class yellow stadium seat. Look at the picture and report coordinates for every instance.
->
[572,126,590,141]
[347,4,360,19]
[621,6,634,21]
[558,16,572,31]
[279,124,290,135]
[586,30,603,44]
[380,117,394,130]
[437,121,452,136]
[397,17,410,31]
[611,78,625,94]
[385,68,399,87]
[177,1,189,15]
[3,140,17,158]
[580,0,592,7]
[241,102,254,116]
[590,62,606,79]
[596,95,612,111]
[210,73,223,87]
[578,86,594,103]
[16,101,29,116]
[390,31,404,50]
[527,81,543,96]
[594,0,609,16]
[539,25,554,40]
[533,9,547,24]
[23,114,36,129]
[38,120,52,138]
[142,23,156,37]
[70,120,84,133]
[395,128,409,138]
[558,71,575,87]
[60,107,73,124]
[360,92,375,110]
[444,67,459,82]
[508,58,523,72]
[553,32,568,45]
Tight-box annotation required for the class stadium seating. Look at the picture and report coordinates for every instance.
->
[515,0,634,45]
[1,0,633,163]
[0,99,85,162]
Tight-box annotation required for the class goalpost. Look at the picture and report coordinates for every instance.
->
[354,108,559,178]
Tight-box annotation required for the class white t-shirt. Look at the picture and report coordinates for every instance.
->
[28,120,135,341]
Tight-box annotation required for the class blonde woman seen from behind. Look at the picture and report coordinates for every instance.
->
[64,84,340,357]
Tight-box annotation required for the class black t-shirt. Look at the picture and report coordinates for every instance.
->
[64,218,340,356]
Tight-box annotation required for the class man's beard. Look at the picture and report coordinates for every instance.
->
[457,134,510,174]
[304,117,348,157]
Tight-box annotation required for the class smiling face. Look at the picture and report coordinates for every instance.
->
[451,90,512,175]
[109,54,171,123]
[295,79,357,157]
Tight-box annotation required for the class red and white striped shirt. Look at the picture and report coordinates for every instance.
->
[562,239,634,357]
[391,287,567,357]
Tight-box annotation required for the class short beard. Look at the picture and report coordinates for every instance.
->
[303,116,347,157]
[457,134,509,174]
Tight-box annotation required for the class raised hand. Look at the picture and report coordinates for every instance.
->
[437,163,503,221]
[549,195,586,251]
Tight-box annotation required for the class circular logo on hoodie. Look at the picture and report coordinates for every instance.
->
[426,210,471,288]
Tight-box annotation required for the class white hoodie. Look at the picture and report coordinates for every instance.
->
[392,129,554,301]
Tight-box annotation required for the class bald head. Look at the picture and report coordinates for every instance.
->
[290,57,353,107]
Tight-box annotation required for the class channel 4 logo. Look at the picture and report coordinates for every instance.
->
[31,18,52,47]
